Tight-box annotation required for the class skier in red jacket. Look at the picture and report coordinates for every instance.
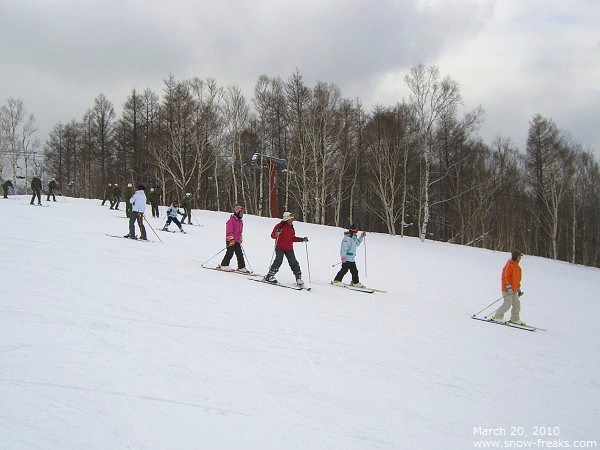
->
[264,211,308,286]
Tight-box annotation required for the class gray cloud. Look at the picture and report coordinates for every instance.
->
[1,0,598,158]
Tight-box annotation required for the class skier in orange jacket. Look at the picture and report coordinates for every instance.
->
[492,251,525,325]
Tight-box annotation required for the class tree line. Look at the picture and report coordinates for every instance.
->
[2,64,599,267]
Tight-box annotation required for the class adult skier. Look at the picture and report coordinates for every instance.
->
[218,205,249,272]
[332,225,367,288]
[149,187,161,218]
[264,212,308,286]
[47,178,59,202]
[123,183,134,217]
[125,184,147,240]
[101,183,113,206]
[492,251,526,325]
[111,183,121,210]
[180,192,193,224]
[30,176,42,205]
[2,179,13,198]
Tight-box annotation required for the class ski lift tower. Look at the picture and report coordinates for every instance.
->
[250,152,287,218]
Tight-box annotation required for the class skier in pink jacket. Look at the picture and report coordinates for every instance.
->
[218,205,249,272]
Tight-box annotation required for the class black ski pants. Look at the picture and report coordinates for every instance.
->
[268,248,301,279]
[334,261,360,284]
[221,242,245,269]
[30,190,41,205]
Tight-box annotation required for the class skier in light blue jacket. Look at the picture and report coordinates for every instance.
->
[332,225,367,287]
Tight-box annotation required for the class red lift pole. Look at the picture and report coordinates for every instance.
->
[251,152,286,219]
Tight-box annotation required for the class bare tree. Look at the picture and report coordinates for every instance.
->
[91,94,117,183]
[285,70,311,218]
[253,74,289,216]
[305,81,342,224]
[0,98,39,186]
[404,64,462,241]
[364,105,412,234]
[331,98,363,228]
[525,114,573,259]
[222,85,250,207]
[188,78,225,210]
[150,75,197,197]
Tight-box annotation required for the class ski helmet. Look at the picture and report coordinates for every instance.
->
[234,205,244,214]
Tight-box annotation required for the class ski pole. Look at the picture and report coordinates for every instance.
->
[200,247,228,267]
[471,296,504,318]
[190,210,199,225]
[266,230,282,273]
[304,240,312,285]
[143,214,162,242]
[240,244,253,273]
[363,234,367,278]
[331,261,342,268]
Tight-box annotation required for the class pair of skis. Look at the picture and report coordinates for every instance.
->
[250,278,311,291]
[249,279,384,293]
[205,265,385,294]
[330,282,376,294]
[201,265,260,276]
[105,233,153,243]
[202,265,309,291]
[471,315,546,332]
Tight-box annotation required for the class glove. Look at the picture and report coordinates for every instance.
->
[302,237,309,242]
[228,239,235,247]
[361,231,366,237]
[518,289,524,297]
[341,257,347,263]
[506,286,514,295]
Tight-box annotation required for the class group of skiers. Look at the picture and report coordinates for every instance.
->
[30,177,59,205]
[103,182,193,224]
[101,183,127,212]
[210,202,526,325]
[122,185,194,239]
[11,176,527,321]
[1,177,59,204]
[215,206,368,289]
[119,183,370,289]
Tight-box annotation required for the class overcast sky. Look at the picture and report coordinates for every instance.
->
[2,0,599,157]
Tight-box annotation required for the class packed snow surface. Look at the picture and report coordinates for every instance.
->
[1,196,599,449]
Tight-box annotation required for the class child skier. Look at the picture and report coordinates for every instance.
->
[161,200,186,233]
[332,225,367,288]
[218,205,249,272]
[264,212,308,286]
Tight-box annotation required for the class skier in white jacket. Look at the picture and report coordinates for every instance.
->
[125,184,147,240]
